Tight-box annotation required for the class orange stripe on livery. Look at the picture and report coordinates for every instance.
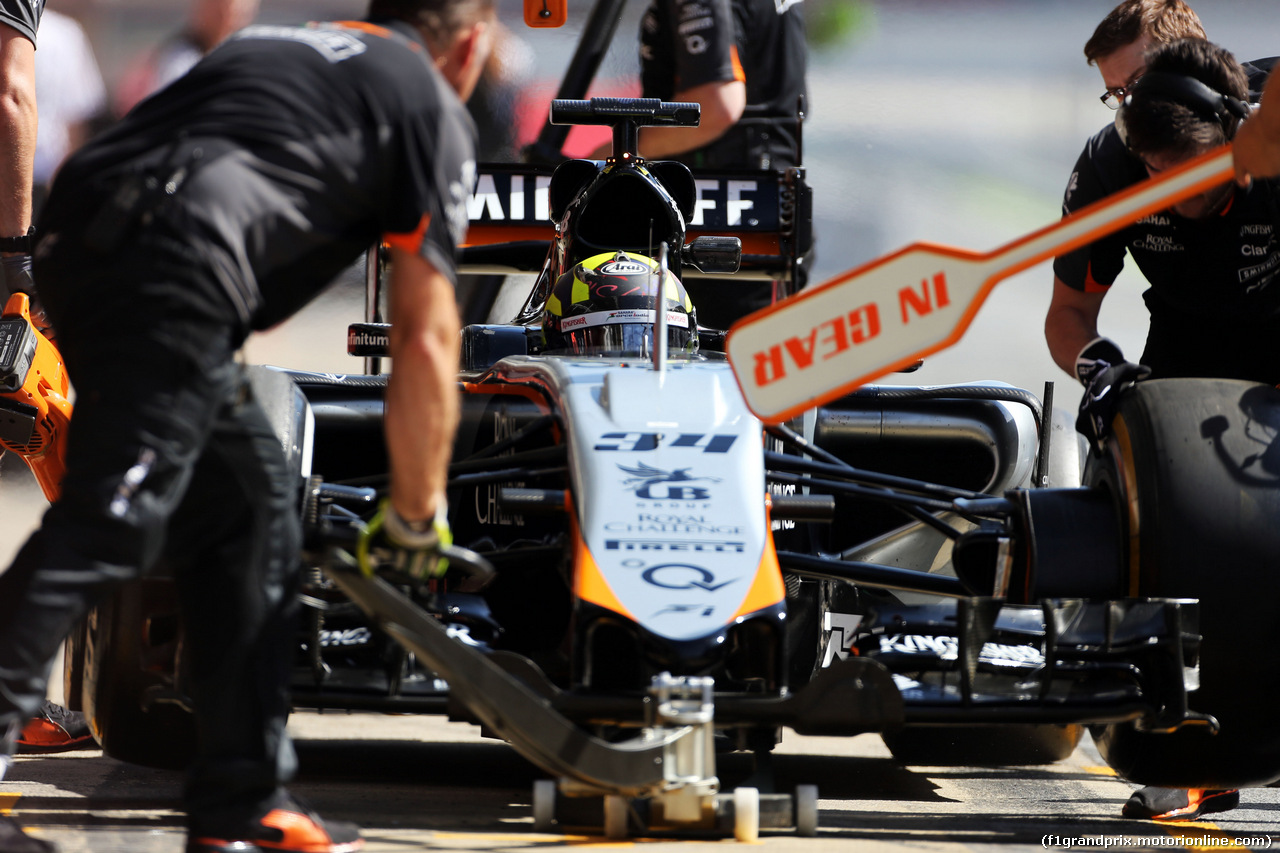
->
[570,498,638,622]
[385,213,432,255]
[730,502,786,620]
[332,20,395,38]
[1083,261,1108,293]
[729,46,746,83]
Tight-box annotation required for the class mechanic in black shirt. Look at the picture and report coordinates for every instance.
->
[1049,4,1277,824]
[0,0,494,851]
[1046,38,1278,824]
[1048,47,1280,381]
[594,0,806,329]
[1049,5,1279,388]
[1047,38,1280,390]
[634,0,805,170]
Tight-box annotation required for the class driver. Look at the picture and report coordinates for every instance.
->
[542,250,699,356]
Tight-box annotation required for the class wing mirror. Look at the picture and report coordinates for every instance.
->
[683,235,741,274]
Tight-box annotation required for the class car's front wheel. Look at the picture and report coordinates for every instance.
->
[1090,378,1280,788]
[72,578,198,770]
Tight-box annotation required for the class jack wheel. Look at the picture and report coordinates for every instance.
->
[795,784,819,836]
[532,780,556,833]
[733,787,760,843]
[603,795,629,840]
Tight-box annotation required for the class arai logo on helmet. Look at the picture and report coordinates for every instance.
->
[600,260,650,275]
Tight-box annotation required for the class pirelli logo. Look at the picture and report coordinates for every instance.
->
[467,166,781,231]
[604,539,746,553]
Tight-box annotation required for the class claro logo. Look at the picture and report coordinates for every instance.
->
[749,272,950,386]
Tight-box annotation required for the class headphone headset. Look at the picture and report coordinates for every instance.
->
[1115,71,1252,148]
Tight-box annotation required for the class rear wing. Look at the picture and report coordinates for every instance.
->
[459,162,812,282]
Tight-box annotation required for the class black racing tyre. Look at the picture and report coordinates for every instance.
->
[62,618,88,713]
[1090,379,1280,788]
[881,724,1083,767]
[67,366,308,770]
[79,578,198,770]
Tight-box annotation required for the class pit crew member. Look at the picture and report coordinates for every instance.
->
[1046,34,1280,414]
[1046,36,1279,823]
[0,0,493,851]
[1058,1,1278,821]
[592,0,807,329]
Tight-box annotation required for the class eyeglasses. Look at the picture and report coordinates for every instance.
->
[1101,84,1133,110]
[1100,72,1144,110]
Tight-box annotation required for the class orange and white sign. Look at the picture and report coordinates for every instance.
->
[726,145,1235,424]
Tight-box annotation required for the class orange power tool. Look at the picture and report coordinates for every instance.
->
[0,292,70,502]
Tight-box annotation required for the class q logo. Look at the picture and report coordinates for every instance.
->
[641,564,737,592]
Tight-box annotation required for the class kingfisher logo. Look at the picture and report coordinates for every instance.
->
[601,260,650,275]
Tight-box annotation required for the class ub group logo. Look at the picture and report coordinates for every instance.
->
[618,462,720,500]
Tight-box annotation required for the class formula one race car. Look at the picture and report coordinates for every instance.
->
[66,97,1280,841]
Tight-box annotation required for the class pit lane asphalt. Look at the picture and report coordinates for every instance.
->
[5,712,1280,853]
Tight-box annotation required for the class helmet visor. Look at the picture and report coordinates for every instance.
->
[557,311,695,356]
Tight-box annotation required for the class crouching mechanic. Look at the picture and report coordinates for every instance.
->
[1045,37,1280,823]
[0,0,493,851]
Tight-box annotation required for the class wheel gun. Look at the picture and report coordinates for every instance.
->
[0,292,70,501]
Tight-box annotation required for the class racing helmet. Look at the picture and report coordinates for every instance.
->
[542,251,698,355]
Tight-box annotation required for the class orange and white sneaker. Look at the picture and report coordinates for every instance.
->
[1122,786,1240,821]
[186,790,363,853]
[16,702,94,754]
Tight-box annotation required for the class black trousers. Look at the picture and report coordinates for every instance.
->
[0,224,301,814]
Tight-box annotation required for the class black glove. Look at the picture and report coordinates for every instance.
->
[0,253,34,299]
[1075,337,1151,445]
[356,499,452,579]
[1,254,54,339]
